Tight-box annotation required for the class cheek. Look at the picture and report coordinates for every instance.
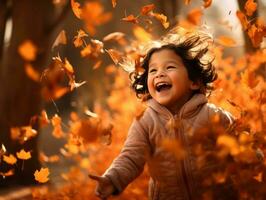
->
[147,75,154,92]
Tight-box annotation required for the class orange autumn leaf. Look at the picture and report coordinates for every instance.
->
[0,170,14,178]
[217,135,239,156]
[133,26,152,42]
[149,12,169,29]
[53,87,70,99]
[39,110,50,127]
[52,30,67,48]
[203,0,212,8]
[51,114,64,138]
[245,0,257,16]
[64,58,74,74]
[80,44,92,57]
[34,168,50,183]
[39,152,59,163]
[247,22,266,47]
[103,32,125,42]
[0,144,7,157]
[241,69,260,89]
[93,60,102,70]
[236,11,250,30]
[111,0,117,8]
[217,36,236,47]
[16,149,31,160]
[18,40,37,61]
[187,8,203,25]
[3,154,17,165]
[25,63,40,82]
[10,126,37,143]
[141,4,155,15]
[71,0,82,19]
[105,49,123,65]
[73,29,88,47]
[122,14,139,24]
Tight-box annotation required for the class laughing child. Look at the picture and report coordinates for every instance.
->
[89,27,235,200]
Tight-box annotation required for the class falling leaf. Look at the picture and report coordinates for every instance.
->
[51,114,61,127]
[0,144,7,157]
[51,114,64,138]
[111,0,117,8]
[71,0,82,19]
[80,44,92,57]
[122,14,139,24]
[25,63,40,82]
[3,154,17,165]
[187,8,203,25]
[92,60,102,70]
[18,40,37,61]
[217,36,236,47]
[141,4,155,15]
[253,172,263,182]
[39,152,59,163]
[241,69,260,89]
[64,58,74,74]
[217,135,239,156]
[39,110,50,127]
[105,49,123,65]
[52,30,67,48]
[203,0,212,8]
[0,170,14,178]
[103,32,125,42]
[149,12,169,29]
[73,29,88,47]
[34,168,50,183]
[133,26,152,42]
[10,126,37,143]
[245,0,257,16]
[16,149,31,160]
[70,80,86,91]
[247,21,266,47]
[236,11,250,30]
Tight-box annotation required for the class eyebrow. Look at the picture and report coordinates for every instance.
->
[149,60,180,68]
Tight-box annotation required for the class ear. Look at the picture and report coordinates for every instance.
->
[190,81,201,90]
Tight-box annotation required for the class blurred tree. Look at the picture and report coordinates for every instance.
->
[0,0,70,186]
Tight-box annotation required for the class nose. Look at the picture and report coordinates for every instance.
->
[155,70,166,78]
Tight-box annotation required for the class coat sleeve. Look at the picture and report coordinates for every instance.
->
[103,118,151,194]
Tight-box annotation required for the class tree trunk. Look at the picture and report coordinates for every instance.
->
[0,0,70,186]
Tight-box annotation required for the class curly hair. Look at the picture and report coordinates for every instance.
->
[130,31,217,100]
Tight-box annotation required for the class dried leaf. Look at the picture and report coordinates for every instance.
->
[64,58,74,74]
[122,14,139,24]
[25,63,40,82]
[18,40,37,61]
[241,69,260,89]
[16,149,31,160]
[149,12,169,29]
[245,0,257,16]
[203,0,212,8]
[236,11,250,30]
[247,21,266,47]
[0,170,14,178]
[70,80,86,91]
[105,49,123,65]
[133,26,152,42]
[217,36,236,47]
[39,152,59,163]
[73,29,88,47]
[3,154,17,165]
[141,4,155,15]
[80,44,92,57]
[103,32,125,42]
[92,60,102,70]
[40,110,50,127]
[111,0,117,8]
[52,30,67,48]
[217,135,239,156]
[34,168,50,183]
[51,114,64,138]
[71,0,82,19]
[187,8,203,25]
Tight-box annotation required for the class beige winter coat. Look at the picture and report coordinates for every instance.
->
[104,94,234,200]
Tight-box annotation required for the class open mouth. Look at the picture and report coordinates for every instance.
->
[155,82,172,92]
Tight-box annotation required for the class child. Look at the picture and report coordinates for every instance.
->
[89,28,235,200]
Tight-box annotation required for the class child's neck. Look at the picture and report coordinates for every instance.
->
[166,93,194,115]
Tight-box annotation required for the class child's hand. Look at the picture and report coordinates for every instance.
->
[89,174,115,199]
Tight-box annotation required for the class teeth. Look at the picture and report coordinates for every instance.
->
[155,82,171,92]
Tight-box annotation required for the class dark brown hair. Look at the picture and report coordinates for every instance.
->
[130,33,217,100]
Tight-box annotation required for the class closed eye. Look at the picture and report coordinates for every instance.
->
[149,68,157,73]
[167,66,176,70]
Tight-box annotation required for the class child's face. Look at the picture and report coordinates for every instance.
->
[147,49,199,112]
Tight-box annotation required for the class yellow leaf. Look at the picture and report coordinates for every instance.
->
[34,168,50,183]
[18,40,37,61]
[3,154,17,165]
[16,149,31,160]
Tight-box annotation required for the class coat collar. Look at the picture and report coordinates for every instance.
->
[147,93,208,120]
